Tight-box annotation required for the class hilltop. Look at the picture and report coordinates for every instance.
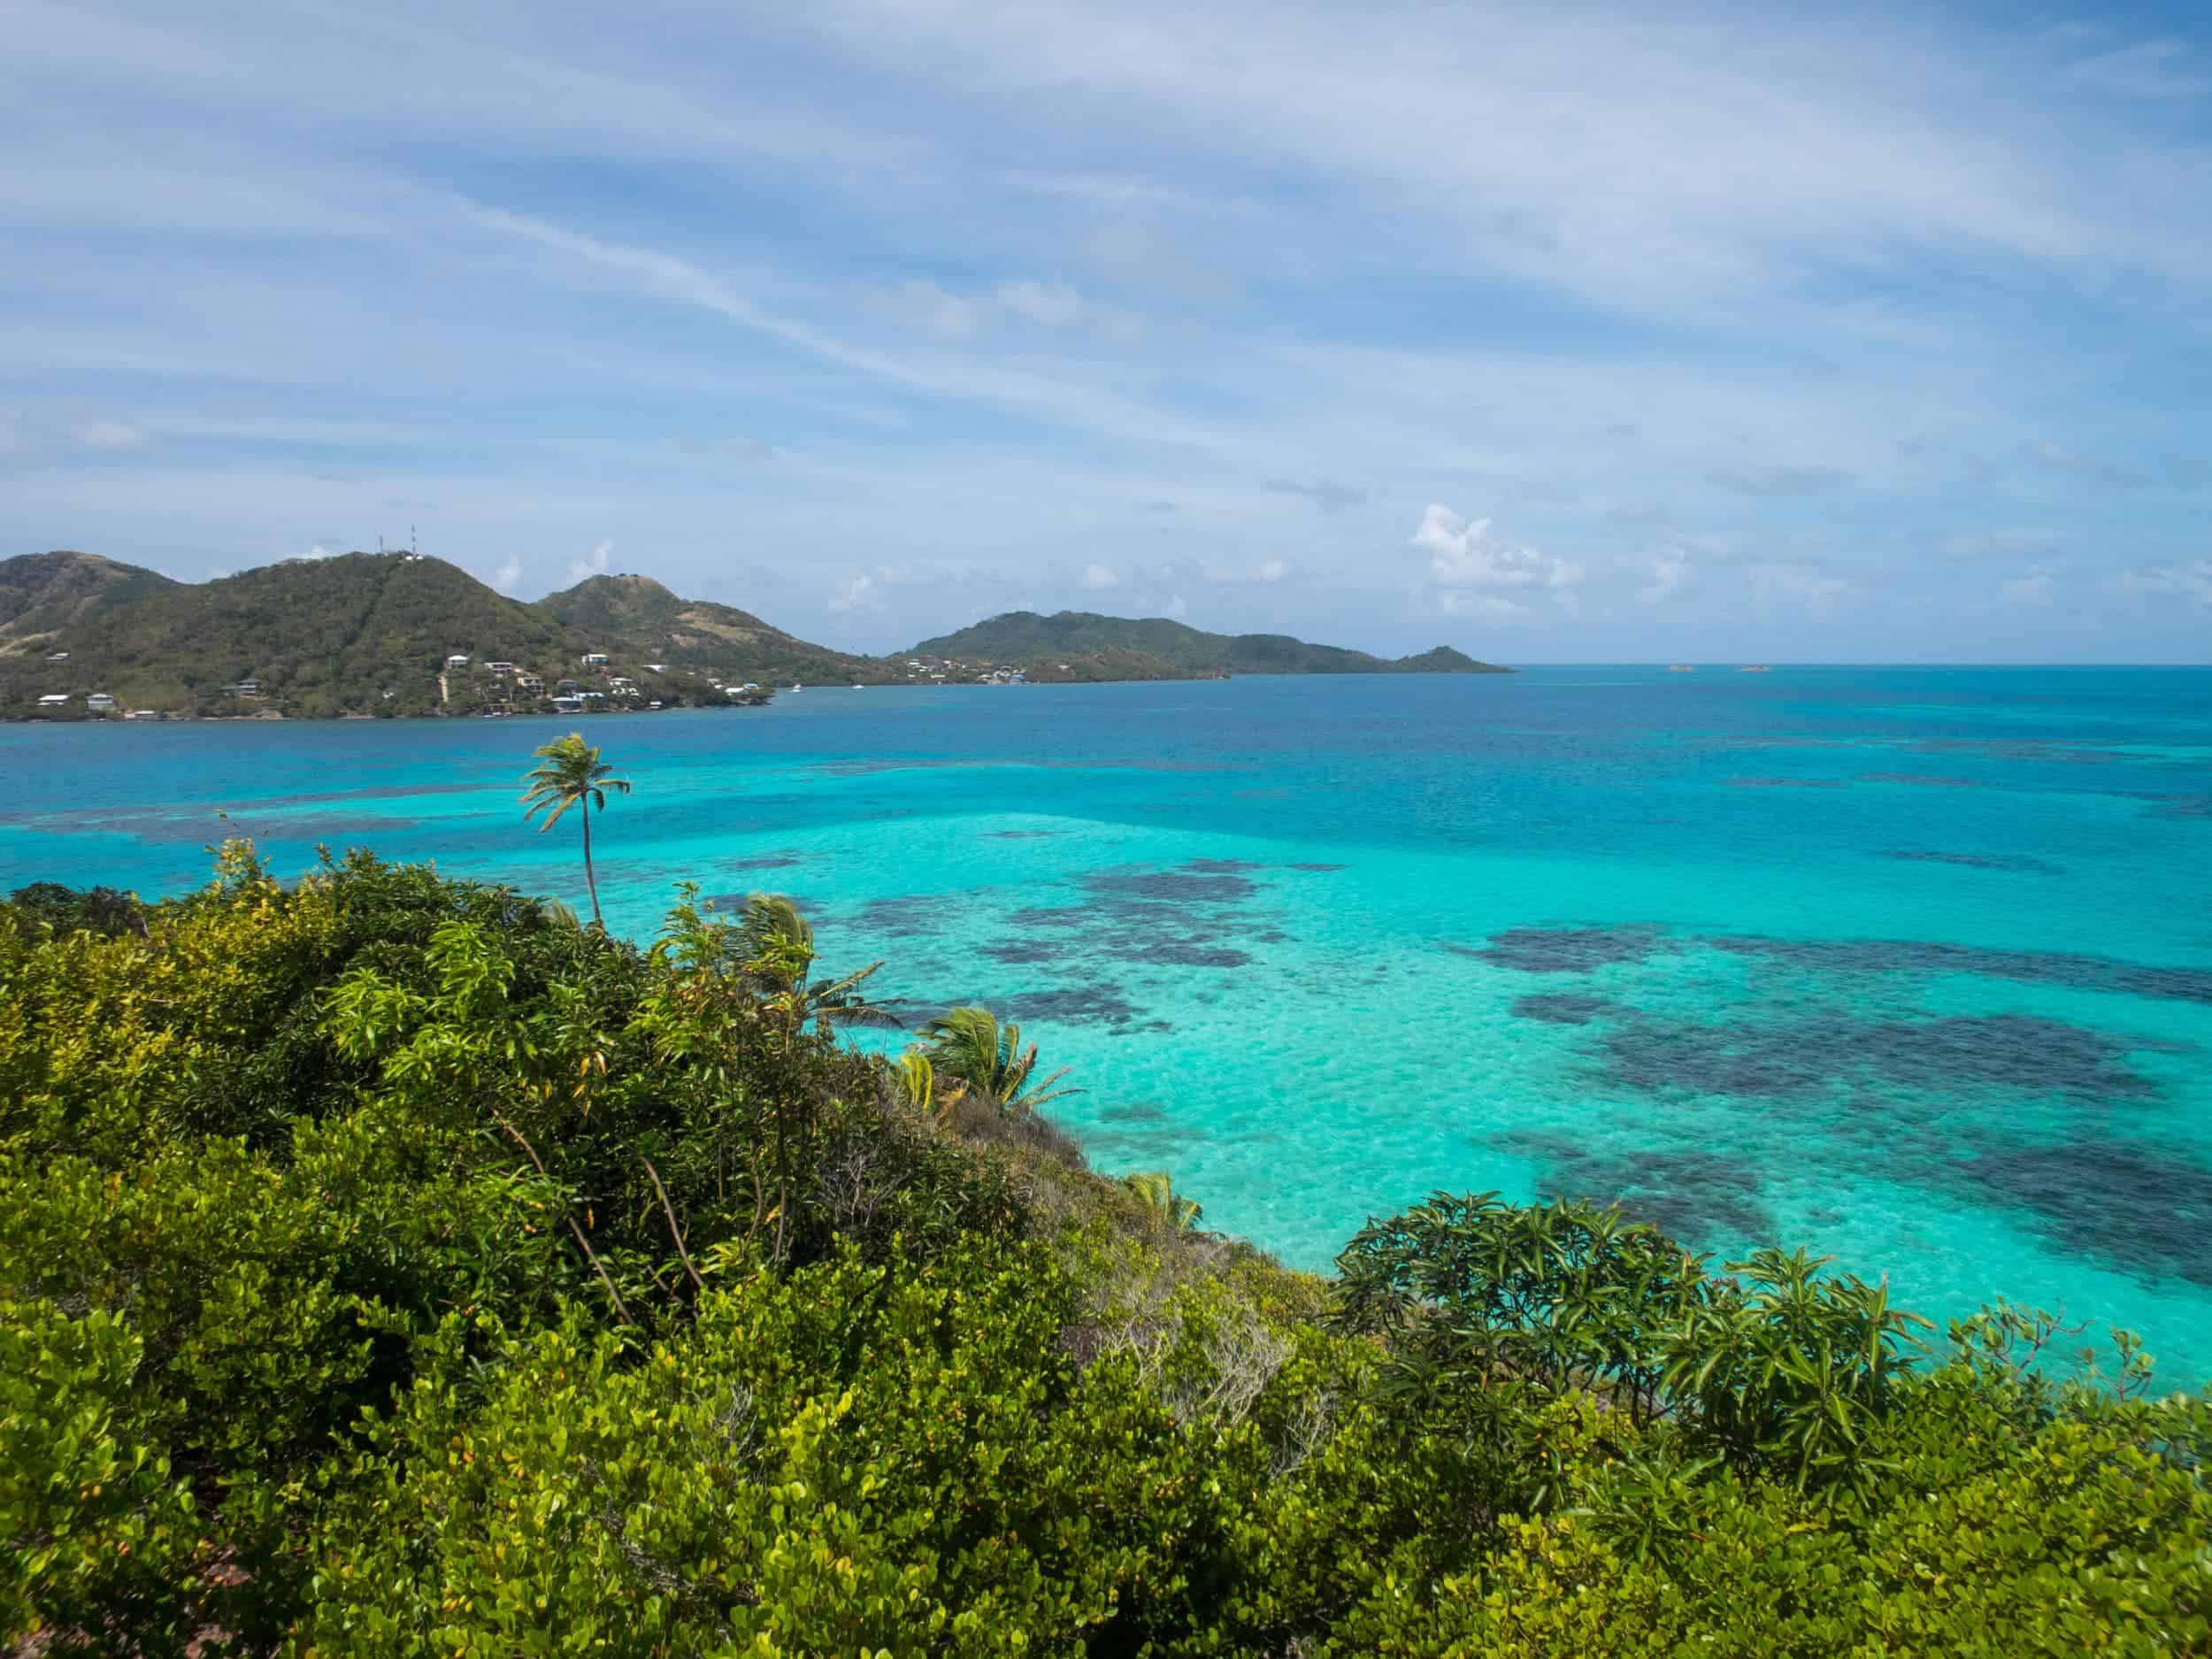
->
[538,572,901,685]
[0,552,861,719]
[908,610,1509,680]
[0,550,180,652]
[0,551,614,718]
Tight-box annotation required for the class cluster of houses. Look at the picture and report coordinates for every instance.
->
[902,656,1030,685]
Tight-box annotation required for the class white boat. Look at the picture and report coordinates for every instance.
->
[790,683,803,693]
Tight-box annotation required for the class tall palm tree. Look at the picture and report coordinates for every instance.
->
[918,1005,1080,1113]
[735,894,900,1033]
[519,733,631,926]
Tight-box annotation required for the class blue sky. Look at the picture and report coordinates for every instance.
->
[4,0,2208,661]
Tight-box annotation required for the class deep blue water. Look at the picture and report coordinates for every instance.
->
[4,667,2209,1383]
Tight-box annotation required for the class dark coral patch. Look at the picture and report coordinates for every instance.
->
[1503,1133,1776,1247]
[1710,934,2212,1006]
[1964,1141,2212,1288]
[1724,777,1847,789]
[1880,850,2060,875]
[1181,857,1269,875]
[988,829,1065,840]
[851,894,962,937]
[726,853,806,871]
[1146,944,1251,968]
[1858,772,1988,789]
[1459,926,1672,973]
[1510,994,1614,1025]
[1286,862,1348,872]
[1595,1012,2152,1103]
[980,939,1065,964]
[1084,868,1260,904]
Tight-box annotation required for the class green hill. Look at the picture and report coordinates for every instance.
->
[0,550,180,654]
[535,573,900,685]
[909,610,1509,678]
[0,551,611,718]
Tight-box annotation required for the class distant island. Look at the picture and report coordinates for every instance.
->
[907,610,1506,682]
[0,550,1508,721]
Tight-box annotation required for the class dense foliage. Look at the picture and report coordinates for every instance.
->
[3,851,2206,1654]
[0,554,864,720]
[909,610,1506,677]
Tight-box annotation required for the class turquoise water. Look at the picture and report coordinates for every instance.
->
[5,668,2209,1384]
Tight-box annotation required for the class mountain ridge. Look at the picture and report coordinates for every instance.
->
[0,553,1510,719]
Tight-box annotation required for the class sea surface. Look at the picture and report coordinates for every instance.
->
[5,668,2209,1386]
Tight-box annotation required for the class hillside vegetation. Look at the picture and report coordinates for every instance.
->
[539,573,901,685]
[0,550,180,653]
[2,840,2204,1654]
[909,610,1509,678]
[0,554,793,718]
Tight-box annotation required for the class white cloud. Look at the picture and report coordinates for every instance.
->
[565,539,613,586]
[891,279,986,338]
[1619,548,1690,603]
[1747,562,1848,607]
[828,572,883,611]
[1079,562,1121,589]
[1412,505,1583,593]
[494,553,524,592]
[995,279,1086,327]
[1943,527,2069,561]
[66,416,145,450]
[1202,557,1290,584]
[1164,593,1188,619]
[1999,572,2054,606]
[2117,561,2212,608]
[1438,592,1530,620]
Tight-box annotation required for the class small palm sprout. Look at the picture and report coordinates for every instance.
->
[519,733,631,926]
[918,1006,1080,1114]
[1123,1170,1203,1233]
[735,894,900,1034]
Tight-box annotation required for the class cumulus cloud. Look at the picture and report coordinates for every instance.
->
[1412,505,1583,594]
[494,553,524,592]
[1264,477,1367,514]
[1164,593,1188,619]
[1079,563,1121,589]
[829,572,884,611]
[1618,548,1691,603]
[565,539,613,586]
[1999,572,2055,606]
[2116,561,2212,608]
[1706,463,1853,497]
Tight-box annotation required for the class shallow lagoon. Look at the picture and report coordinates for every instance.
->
[5,666,2209,1383]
